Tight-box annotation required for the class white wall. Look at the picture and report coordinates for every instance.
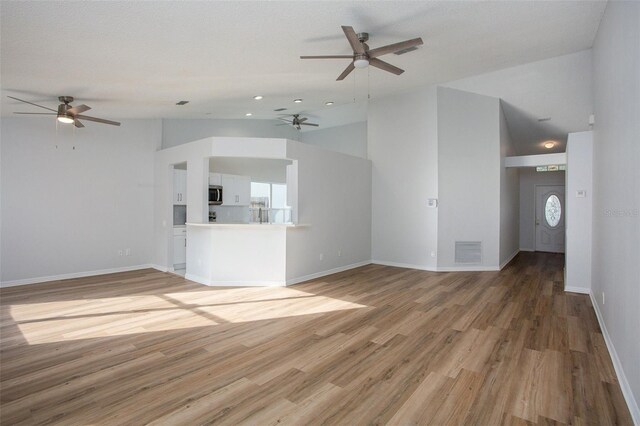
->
[565,131,592,293]
[591,1,640,421]
[1,118,161,285]
[443,50,593,154]
[518,169,565,251]
[300,121,367,159]
[162,118,300,148]
[368,87,439,269]
[499,103,520,267]
[437,87,501,269]
[285,140,372,282]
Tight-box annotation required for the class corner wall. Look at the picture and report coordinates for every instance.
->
[591,1,640,420]
[437,87,501,269]
[368,87,439,269]
[499,102,520,267]
[565,131,593,294]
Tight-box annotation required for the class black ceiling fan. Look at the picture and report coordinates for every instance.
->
[277,114,319,130]
[300,26,423,80]
[8,96,121,127]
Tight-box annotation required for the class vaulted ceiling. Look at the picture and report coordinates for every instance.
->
[1,1,605,137]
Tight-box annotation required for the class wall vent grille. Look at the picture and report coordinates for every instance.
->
[455,241,482,264]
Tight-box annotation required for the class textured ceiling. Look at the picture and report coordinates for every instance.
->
[1,1,605,131]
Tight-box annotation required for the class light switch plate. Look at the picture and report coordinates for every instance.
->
[576,190,586,198]
[427,198,438,208]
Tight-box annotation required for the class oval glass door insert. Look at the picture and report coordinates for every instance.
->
[545,194,562,227]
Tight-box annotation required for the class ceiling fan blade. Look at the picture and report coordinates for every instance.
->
[76,114,121,126]
[68,104,91,115]
[14,112,56,115]
[337,62,355,81]
[7,96,57,112]
[369,58,404,75]
[275,123,290,126]
[300,122,319,127]
[298,117,308,122]
[300,55,353,59]
[341,26,365,54]
[74,119,85,128]
[367,37,424,58]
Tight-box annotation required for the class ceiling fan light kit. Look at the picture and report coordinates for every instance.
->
[300,26,423,80]
[9,95,121,127]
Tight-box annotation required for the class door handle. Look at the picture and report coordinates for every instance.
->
[536,219,540,226]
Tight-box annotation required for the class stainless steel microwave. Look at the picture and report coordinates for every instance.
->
[209,185,223,205]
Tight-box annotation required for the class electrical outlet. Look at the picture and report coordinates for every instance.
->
[338,250,342,257]
[602,292,605,305]
[319,253,324,261]
[125,248,131,256]
[118,250,123,257]
[430,251,436,258]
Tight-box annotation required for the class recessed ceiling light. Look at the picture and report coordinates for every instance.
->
[253,95,263,100]
[245,113,253,117]
[325,101,334,106]
[293,99,303,103]
[544,141,555,149]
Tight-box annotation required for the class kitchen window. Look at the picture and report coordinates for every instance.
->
[250,182,290,223]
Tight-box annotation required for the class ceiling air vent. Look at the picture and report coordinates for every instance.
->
[175,100,189,106]
[455,241,482,264]
[274,108,287,112]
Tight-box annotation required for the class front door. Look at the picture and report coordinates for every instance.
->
[535,185,565,253]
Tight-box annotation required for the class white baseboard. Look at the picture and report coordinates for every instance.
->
[151,264,169,273]
[589,291,640,424]
[184,273,285,287]
[564,286,590,294]
[519,247,535,252]
[0,264,157,288]
[499,250,520,270]
[436,265,501,272]
[372,260,438,271]
[286,260,372,285]
[372,260,501,272]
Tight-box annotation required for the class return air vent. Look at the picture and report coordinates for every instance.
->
[455,241,482,264]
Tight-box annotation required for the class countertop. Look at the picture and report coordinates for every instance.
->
[186,222,307,228]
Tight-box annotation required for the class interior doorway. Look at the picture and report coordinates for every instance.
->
[535,185,565,253]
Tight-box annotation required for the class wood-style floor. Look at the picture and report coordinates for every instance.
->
[0,252,633,425]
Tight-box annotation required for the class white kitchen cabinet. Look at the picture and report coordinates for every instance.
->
[173,234,186,266]
[173,169,187,205]
[236,175,251,205]
[209,173,222,186]
[221,174,251,206]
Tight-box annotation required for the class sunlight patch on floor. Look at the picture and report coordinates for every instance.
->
[10,287,367,344]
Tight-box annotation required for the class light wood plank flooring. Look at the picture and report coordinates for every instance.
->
[0,252,633,425]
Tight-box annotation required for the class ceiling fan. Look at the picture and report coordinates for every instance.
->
[277,114,319,130]
[8,96,121,127]
[301,26,423,80]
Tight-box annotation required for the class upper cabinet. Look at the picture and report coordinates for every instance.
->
[209,173,222,186]
[220,173,250,206]
[173,169,187,205]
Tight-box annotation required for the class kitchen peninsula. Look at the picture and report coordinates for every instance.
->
[185,222,306,286]
[153,136,372,287]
